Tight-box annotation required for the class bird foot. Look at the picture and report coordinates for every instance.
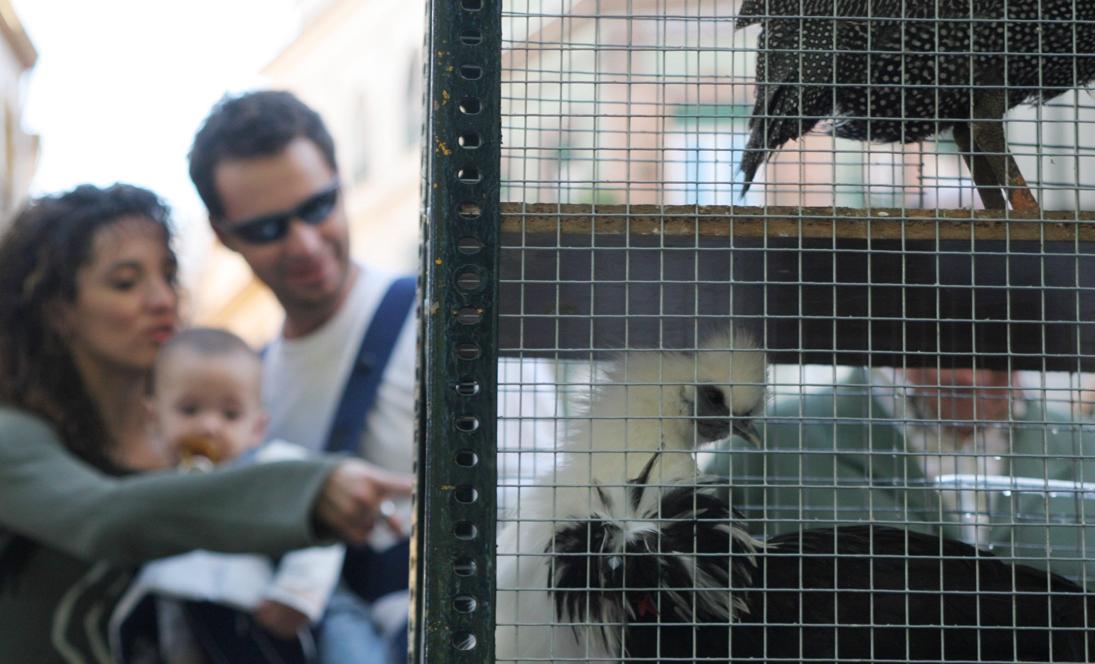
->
[1006,171,1040,212]
[966,88,1041,212]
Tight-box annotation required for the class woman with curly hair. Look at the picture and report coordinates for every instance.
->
[0,183,410,663]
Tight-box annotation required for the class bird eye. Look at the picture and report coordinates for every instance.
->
[701,386,726,408]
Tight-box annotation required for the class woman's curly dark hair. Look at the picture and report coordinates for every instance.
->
[0,183,174,588]
[0,183,175,470]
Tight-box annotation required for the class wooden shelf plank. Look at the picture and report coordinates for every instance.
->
[500,203,1095,242]
[496,204,1095,370]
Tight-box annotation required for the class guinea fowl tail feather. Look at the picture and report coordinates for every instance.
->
[738,142,765,198]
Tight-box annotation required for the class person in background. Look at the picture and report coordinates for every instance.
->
[0,183,410,664]
[707,365,1095,583]
[139,326,393,663]
[188,89,416,663]
[1076,371,1095,419]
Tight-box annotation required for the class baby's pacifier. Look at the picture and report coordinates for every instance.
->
[176,433,223,472]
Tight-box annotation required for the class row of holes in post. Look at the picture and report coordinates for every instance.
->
[449,1,486,653]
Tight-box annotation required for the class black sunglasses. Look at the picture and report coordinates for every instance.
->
[219,183,340,245]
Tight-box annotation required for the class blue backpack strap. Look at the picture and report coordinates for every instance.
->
[341,538,411,602]
[326,276,416,660]
[324,275,417,455]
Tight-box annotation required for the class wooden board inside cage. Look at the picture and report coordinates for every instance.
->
[498,204,1095,370]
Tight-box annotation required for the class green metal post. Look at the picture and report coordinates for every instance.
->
[412,0,500,661]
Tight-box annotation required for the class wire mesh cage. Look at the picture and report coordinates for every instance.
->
[417,0,1095,661]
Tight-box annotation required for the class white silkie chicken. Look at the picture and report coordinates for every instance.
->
[494,330,767,663]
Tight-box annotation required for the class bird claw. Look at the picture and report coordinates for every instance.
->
[1007,174,1040,212]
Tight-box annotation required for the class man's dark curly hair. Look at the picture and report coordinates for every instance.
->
[188,89,339,221]
[0,183,174,471]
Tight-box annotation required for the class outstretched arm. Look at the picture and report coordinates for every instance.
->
[0,407,410,565]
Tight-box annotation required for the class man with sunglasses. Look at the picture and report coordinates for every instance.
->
[186,90,415,664]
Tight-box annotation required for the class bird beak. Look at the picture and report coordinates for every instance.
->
[732,419,762,447]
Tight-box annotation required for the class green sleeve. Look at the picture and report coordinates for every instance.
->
[0,407,340,566]
[999,408,1095,583]
[704,382,940,536]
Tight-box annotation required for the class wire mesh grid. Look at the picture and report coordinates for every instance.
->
[420,0,1095,661]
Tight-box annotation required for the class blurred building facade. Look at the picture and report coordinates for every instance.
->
[0,0,37,230]
[192,0,424,344]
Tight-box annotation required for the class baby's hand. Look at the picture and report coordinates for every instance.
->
[253,599,311,640]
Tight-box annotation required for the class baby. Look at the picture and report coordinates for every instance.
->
[150,327,269,468]
[136,327,388,663]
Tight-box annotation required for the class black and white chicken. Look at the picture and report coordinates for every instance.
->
[495,332,1094,663]
[495,330,767,661]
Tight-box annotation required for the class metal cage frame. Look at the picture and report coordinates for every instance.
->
[416,0,502,661]
[414,0,1095,662]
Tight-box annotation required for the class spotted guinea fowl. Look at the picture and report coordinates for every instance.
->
[738,0,1095,210]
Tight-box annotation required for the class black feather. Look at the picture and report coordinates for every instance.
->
[548,483,758,657]
[548,484,1094,663]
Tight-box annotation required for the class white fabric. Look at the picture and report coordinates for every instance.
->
[253,441,345,620]
[124,551,274,612]
[262,263,416,474]
[122,440,344,622]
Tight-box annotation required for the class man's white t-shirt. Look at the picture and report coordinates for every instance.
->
[262,263,416,474]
